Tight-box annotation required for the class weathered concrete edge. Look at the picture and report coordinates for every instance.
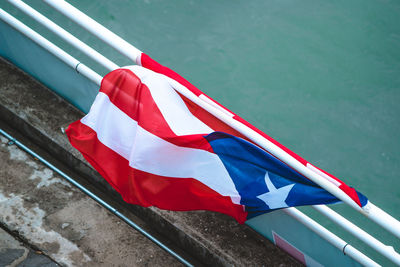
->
[0,57,299,266]
[0,223,60,266]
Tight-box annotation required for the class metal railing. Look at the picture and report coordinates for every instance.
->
[1,0,399,265]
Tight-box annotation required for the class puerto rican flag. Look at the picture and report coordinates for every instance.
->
[66,53,367,223]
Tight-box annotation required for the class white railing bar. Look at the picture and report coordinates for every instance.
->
[42,0,400,240]
[0,6,390,265]
[7,0,118,72]
[2,0,397,262]
[43,0,142,64]
[0,8,102,86]
[170,70,400,242]
[285,208,379,266]
[312,205,400,265]
[365,202,400,240]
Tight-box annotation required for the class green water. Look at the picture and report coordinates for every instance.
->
[3,0,400,265]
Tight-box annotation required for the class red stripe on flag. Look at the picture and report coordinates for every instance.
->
[99,68,213,152]
[66,121,248,224]
[140,53,203,97]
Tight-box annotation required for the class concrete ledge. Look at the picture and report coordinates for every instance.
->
[0,227,58,267]
[0,126,183,266]
[0,57,300,266]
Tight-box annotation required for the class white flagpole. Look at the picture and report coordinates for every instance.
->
[43,0,400,239]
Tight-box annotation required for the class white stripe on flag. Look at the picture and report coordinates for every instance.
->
[123,66,213,136]
[81,92,241,204]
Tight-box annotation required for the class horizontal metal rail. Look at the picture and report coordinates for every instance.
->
[43,0,141,64]
[0,8,102,86]
[0,127,193,267]
[0,9,376,266]
[284,208,378,266]
[2,2,399,265]
[7,0,118,72]
[41,0,400,242]
[312,205,400,265]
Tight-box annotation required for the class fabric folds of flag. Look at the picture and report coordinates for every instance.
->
[66,53,368,224]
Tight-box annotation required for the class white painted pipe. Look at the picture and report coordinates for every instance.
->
[1,3,396,265]
[0,8,102,86]
[11,0,400,261]
[43,0,142,64]
[166,76,362,210]
[166,76,400,240]
[170,58,400,243]
[312,205,400,265]
[7,0,118,72]
[42,0,400,241]
[39,2,358,209]
[363,202,400,239]
[39,0,363,215]
[0,14,375,267]
[285,208,379,266]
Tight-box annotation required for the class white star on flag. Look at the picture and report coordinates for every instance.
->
[257,172,295,209]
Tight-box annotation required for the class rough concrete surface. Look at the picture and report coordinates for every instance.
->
[0,134,180,266]
[0,227,58,267]
[0,57,300,266]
